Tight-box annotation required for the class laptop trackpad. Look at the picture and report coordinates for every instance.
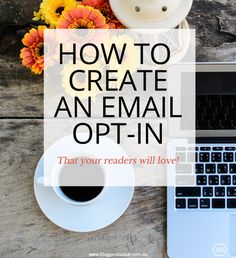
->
[230,215,236,255]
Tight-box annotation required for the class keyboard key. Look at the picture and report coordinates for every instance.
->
[213,147,223,151]
[221,175,231,185]
[205,164,216,174]
[200,147,211,151]
[197,175,207,185]
[175,175,195,186]
[200,199,210,209]
[176,164,192,174]
[199,152,210,162]
[227,199,236,208]
[176,147,186,151]
[188,199,198,209]
[233,175,236,185]
[215,187,225,197]
[176,152,186,162]
[225,147,235,151]
[187,152,196,162]
[195,164,204,174]
[176,187,201,197]
[217,164,228,174]
[230,164,236,174]
[203,187,213,197]
[176,198,186,209]
[223,152,234,162]
[188,147,195,151]
[209,175,219,185]
[212,199,225,208]
[211,152,222,162]
[227,187,236,197]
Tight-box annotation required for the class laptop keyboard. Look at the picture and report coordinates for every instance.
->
[175,145,236,209]
[197,95,236,130]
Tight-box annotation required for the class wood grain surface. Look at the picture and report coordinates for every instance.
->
[0,120,166,258]
[0,0,235,257]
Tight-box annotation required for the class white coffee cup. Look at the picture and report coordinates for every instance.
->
[37,155,107,206]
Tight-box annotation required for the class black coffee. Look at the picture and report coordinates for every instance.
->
[60,186,104,202]
[58,156,105,202]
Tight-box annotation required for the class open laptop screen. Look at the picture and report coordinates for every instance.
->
[196,72,236,131]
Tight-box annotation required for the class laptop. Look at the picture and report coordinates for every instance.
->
[168,63,236,258]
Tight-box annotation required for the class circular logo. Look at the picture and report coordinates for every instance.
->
[212,243,227,256]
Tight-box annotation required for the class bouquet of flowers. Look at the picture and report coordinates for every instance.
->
[20,0,125,75]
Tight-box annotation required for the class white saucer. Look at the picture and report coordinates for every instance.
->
[34,136,134,232]
[34,157,134,232]
[109,0,193,29]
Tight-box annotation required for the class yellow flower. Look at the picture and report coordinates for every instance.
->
[33,10,42,21]
[33,0,78,27]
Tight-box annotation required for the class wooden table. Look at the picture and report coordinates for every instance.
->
[0,0,235,257]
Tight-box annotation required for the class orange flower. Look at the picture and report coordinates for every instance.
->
[57,5,109,29]
[81,0,125,28]
[20,26,46,74]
